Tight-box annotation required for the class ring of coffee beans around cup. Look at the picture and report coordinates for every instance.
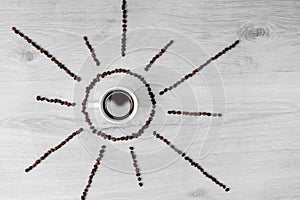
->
[81,68,156,142]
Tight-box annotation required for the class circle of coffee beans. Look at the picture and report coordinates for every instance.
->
[81,68,156,142]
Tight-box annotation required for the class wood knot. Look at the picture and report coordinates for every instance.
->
[187,188,207,198]
[15,45,37,62]
[24,51,34,62]
[238,23,270,41]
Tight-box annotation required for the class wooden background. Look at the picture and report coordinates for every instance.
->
[0,0,299,199]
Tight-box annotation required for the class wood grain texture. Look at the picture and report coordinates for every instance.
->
[0,0,299,200]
